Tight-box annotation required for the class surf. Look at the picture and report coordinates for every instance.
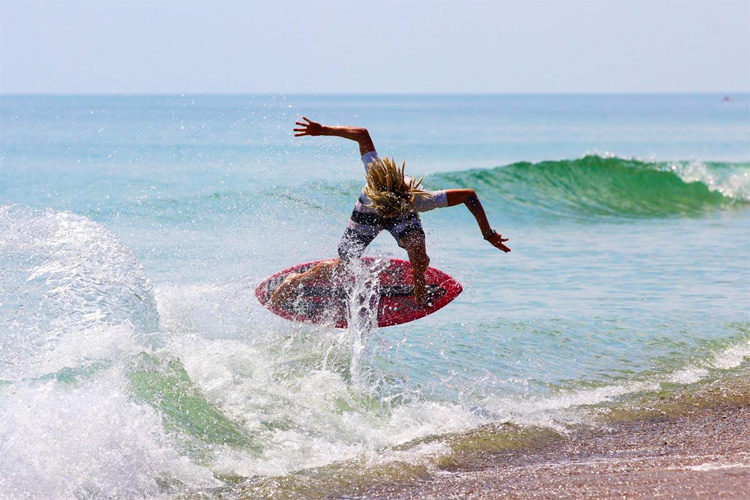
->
[0,205,474,497]
[1,203,748,499]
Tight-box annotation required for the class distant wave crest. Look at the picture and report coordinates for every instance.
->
[434,155,749,219]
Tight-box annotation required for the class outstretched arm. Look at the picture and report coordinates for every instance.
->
[294,117,375,156]
[446,189,511,253]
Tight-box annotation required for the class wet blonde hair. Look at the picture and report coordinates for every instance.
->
[364,157,430,217]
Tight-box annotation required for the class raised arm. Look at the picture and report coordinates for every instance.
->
[446,189,511,253]
[294,117,375,156]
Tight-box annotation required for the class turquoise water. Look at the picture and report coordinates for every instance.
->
[1,94,749,498]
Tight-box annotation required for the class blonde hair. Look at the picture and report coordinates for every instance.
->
[364,157,430,217]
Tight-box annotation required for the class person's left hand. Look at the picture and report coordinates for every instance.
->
[488,233,511,253]
[294,117,323,137]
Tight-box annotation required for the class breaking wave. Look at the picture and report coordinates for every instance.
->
[434,155,749,219]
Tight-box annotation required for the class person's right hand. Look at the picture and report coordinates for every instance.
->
[294,117,323,137]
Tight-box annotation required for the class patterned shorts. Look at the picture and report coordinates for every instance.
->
[337,208,425,260]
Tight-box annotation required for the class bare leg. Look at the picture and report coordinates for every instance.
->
[401,232,430,305]
[446,189,511,253]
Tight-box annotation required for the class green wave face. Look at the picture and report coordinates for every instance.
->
[435,156,749,220]
[127,353,259,456]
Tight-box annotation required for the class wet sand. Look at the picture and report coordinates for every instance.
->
[344,399,750,499]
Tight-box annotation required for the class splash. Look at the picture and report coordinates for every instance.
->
[0,205,160,379]
[343,257,388,388]
[0,205,218,499]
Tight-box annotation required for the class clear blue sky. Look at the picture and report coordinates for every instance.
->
[1,0,748,94]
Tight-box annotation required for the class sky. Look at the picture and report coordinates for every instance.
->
[1,0,748,94]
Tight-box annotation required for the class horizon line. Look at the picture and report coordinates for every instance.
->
[1,91,749,98]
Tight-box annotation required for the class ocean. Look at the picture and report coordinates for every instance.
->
[1,94,748,498]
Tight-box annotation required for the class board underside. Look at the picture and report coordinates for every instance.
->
[255,258,463,328]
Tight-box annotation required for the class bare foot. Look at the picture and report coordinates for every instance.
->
[269,272,303,308]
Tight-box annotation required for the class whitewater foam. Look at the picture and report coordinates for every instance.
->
[0,369,218,499]
[711,340,750,370]
[669,159,750,202]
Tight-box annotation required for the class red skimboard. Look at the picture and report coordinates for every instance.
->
[255,258,462,328]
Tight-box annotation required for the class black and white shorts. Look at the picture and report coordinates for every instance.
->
[337,190,447,260]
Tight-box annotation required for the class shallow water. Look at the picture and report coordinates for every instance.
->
[1,94,749,499]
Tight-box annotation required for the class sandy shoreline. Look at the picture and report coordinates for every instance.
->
[343,398,750,499]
